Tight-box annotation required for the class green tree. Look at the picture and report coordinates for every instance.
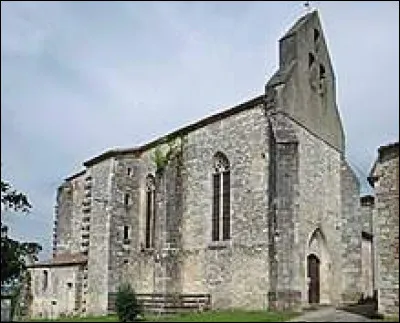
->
[115,283,143,322]
[1,180,42,287]
[1,181,32,213]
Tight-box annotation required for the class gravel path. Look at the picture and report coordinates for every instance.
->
[288,306,378,322]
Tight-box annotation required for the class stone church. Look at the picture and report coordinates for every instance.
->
[26,10,370,318]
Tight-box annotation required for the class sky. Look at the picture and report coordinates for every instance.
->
[1,1,399,260]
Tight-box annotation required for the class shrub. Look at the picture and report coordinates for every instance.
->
[115,283,143,322]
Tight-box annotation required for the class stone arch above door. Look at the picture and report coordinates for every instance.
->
[308,227,327,259]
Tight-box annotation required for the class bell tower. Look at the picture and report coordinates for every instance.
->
[266,10,345,152]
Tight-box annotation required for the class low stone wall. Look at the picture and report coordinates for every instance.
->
[108,293,211,314]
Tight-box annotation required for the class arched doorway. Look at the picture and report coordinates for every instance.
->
[306,227,333,305]
[307,254,320,304]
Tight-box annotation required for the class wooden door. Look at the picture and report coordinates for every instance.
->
[307,254,320,304]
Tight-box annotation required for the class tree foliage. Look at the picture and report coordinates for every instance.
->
[115,283,143,322]
[1,180,42,287]
[151,136,183,174]
[1,180,32,213]
[1,237,42,286]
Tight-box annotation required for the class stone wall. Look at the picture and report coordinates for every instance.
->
[266,66,360,308]
[86,159,113,315]
[264,110,362,307]
[29,265,83,319]
[118,100,270,310]
[371,143,399,315]
[340,159,362,303]
[54,172,86,256]
[54,183,73,254]
[361,238,374,298]
[292,114,347,306]
[107,157,141,293]
[180,102,270,310]
[267,112,301,310]
[152,156,183,295]
[360,196,374,298]
[360,196,374,235]
[70,174,86,254]
[123,150,157,294]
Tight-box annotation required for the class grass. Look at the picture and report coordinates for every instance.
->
[25,315,118,322]
[148,310,297,322]
[25,310,297,322]
[379,315,399,322]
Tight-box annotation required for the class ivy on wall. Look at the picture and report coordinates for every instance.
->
[151,135,186,175]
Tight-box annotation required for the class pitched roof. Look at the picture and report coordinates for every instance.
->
[64,170,86,182]
[81,94,265,168]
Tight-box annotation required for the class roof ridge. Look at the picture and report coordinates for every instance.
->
[80,95,264,168]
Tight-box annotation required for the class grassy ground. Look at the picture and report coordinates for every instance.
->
[26,315,118,322]
[26,310,297,322]
[379,315,399,322]
[148,310,297,322]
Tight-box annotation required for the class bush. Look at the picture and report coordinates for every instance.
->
[115,283,143,322]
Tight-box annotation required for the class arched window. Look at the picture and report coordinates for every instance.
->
[145,175,156,249]
[212,152,231,241]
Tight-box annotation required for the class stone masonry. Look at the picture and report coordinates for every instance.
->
[360,195,374,299]
[368,142,399,315]
[27,254,87,319]
[26,10,371,318]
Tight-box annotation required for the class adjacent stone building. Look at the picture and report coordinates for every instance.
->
[26,10,367,319]
[368,142,399,315]
[27,254,87,319]
[360,195,374,299]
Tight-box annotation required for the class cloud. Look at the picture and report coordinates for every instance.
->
[1,1,398,259]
